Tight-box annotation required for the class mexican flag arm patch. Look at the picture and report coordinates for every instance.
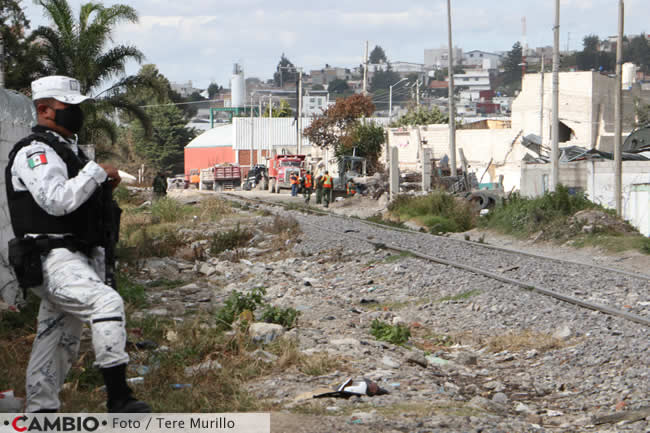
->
[27,152,48,169]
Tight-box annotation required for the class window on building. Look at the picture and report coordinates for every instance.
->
[310,98,315,103]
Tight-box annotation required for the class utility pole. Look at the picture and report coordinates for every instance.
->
[614,0,624,216]
[416,80,420,106]
[297,68,303,154]
[0,34,4,88]
[363,41,369,95]
[539,53,544,145]
[551,0,560,192]
[268,96,273,156]
[447,0,457,176]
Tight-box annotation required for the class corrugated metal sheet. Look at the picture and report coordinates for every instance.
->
[233,118,314,150]
[233,117,390,150]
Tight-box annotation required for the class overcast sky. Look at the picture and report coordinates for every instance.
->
[21,0,649,92]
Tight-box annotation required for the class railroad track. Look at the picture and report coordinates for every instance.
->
[223,192,650,328]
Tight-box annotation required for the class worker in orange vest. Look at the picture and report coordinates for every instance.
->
[322,171,333,207]
[290,172,299,196]
[303,171,313,204]
[346,179,357,197]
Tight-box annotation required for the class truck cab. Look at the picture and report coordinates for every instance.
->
[267,155,306,193]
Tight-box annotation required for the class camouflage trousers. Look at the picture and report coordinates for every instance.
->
[26,247,129,412]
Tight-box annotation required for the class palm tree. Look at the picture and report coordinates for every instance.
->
[31,0,158,143]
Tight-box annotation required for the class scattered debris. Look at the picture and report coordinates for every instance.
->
[313,378,389,399]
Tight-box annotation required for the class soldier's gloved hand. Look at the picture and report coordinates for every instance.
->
[99,163,122,189]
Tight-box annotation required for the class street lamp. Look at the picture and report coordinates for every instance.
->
[389,78,408,117]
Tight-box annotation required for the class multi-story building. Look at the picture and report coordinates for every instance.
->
[452,70,492,101]
[310,67,353,87]
[171,80,202,98]
[462,50,502,69]
[424,47,463,68]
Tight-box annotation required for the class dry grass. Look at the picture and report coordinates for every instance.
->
[485,330,566,353]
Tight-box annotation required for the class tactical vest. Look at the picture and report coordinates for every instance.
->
[5,126,105,246]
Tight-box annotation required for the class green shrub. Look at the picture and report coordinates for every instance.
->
[640,237,650,254]
[151,197,190,223]
[370,319,411,346]
[387,192,475,233]
[260,305,300,328]
[215,287,266,330]
[209,223,253,255]
[481,185,601,237]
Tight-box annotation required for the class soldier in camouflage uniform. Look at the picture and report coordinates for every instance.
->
[6,76,150,413]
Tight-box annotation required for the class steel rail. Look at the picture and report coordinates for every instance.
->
[223,193,650,327]
[226,193,650,282]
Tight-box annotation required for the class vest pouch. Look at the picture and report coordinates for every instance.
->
[8,237,44,289]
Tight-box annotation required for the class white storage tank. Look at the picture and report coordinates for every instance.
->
[231,63,246,108]
[622,62,637,90]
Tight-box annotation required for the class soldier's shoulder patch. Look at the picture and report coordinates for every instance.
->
[27,150,48,169]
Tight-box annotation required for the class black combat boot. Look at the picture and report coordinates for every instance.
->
[101,364,151,413]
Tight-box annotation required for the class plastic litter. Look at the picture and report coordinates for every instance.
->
[0,390,24,413]
[313,378,389,399]
[171,384,192,390]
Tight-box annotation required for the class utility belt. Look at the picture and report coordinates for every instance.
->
[8,235,92,290]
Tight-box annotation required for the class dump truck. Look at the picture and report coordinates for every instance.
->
[199,164,242,191]
[267,155,306,193]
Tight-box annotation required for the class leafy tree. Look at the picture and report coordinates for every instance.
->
[340,122,385,174]
[207,82,221,99]
[31,0,153,144]
[369,66,402,93]
[327,78,350,94]
[273,53,296,88]
[1,0,47,91]
[369,45,387,64]
[390,106,448,127]
[624,33,650,73]
[311,84,325,91]
[500,41,523,94]
[122,64,171,107]
[303,94,378,169]
[262,99,292,118]
[130,105,197,173]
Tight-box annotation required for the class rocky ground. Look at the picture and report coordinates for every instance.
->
[126,189,650,432]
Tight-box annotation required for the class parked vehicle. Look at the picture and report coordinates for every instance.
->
[243,164,268,191]
[267,155,306,193]
[199,164,242,191]
[186,169,200,189]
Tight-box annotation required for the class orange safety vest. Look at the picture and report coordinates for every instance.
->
[322,175,332,188]
[290,174,298,185]
[304,174,312,189]
[347,182,356,195]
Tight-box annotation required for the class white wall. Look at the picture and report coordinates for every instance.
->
[520,160,650,236]
[0,89,35,305]
[387,125,526,191]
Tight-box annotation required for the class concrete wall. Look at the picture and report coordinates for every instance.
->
[0,89,35,305]
[387,125,525,192]
[520,160,650,236]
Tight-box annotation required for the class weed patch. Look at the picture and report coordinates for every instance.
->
[370,319,411,346]
[383,251,414,263]
[388,192,476,233]
[366,214,406,229]
[209,224,253,255]
[485,330,566,353]
[260,305,300,328]
[215,288,266,330]
[437,290,481,302]
[115,271,148,308]
[151,197,192,223]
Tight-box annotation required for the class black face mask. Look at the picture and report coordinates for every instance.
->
[54,104,84,134]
